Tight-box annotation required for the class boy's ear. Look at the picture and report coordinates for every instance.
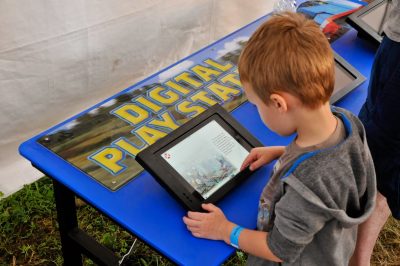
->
[270,93,288,112]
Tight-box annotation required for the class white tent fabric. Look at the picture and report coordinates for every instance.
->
[0,0,275,197]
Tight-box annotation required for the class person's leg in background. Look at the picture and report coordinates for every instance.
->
[350,35,400,266]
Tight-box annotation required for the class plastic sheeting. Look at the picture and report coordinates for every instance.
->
[0,0,275,197]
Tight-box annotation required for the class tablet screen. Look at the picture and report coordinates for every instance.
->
[161,120,249,199]
[333,63,355,95]
[360,1,388,34]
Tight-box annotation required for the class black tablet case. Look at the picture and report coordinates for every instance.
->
[136,104,263,211]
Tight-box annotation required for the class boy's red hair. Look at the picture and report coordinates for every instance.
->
[238,12,335,108]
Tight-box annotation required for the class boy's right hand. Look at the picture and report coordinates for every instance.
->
[241,146,285,171]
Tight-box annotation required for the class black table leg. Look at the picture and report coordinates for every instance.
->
[53,179,83,266]
[52,179,120,266]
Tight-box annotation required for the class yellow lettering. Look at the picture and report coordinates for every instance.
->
[207,83,241,101]
[204,59,233,71]
[165,80,191,95]
[112,103,149,125]
[220,73,242,87]
[176,101,206,117]
[190,91,218,106]
[90,147,125,174]
[135,96,163,113]
[149,112,180,131]
[191,65,222,82]
[114,138,144,157]
[148,86,180,105]
[134,125,168,145]
[175,72,203,88]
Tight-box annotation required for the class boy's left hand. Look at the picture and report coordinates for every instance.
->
[183,203,235,243]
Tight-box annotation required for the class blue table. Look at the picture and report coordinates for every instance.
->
[19,13,376,266]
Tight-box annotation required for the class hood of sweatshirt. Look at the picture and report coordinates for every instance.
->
[281,107,377,228]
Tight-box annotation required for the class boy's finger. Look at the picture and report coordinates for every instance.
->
[187,211,206,220]
[202,203,218,212]
[241,155,256,170]
[240,158,250,170]
[240,162,249,171]
[183,216,201,227]
[187,225,200,233]
[250,158,265,171]
[192,232,202,238]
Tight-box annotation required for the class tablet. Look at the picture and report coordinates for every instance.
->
[136,104,262,211]
[346,0,389,44]
[331,51,366,103]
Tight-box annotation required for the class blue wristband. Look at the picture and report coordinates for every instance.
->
[229,225,244,249]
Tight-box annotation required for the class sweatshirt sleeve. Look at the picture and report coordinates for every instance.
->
[267,185,330,263]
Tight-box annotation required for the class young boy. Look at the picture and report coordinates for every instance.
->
[183,12,377,265]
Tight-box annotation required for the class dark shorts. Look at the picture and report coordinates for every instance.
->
[359,36,400,219]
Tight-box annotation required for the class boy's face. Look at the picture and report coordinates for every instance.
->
[242,82,296,136]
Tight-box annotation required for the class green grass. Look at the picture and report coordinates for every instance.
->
[0,176,399,265]
[0,177,246,265]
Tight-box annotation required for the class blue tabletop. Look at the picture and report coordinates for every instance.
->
[19,13,376,266]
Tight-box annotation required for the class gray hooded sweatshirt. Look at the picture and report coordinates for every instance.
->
[385,0,400,42]
[247,107,377,266]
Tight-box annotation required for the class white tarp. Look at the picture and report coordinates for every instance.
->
[0,0,274,197]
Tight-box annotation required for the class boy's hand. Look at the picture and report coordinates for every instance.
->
[241,146,285,171]
[183,203,235,243]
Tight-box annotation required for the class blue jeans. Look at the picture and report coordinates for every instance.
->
[359,36,400,219]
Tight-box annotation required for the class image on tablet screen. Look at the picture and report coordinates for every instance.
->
[161,120,249,199]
